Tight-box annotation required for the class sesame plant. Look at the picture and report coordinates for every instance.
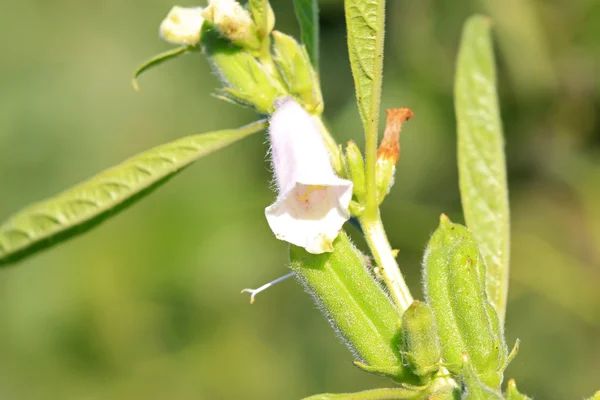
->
[0,0,598,399]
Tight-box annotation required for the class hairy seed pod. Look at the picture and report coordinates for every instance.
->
[423,215,507,389]
[400,300,441,379]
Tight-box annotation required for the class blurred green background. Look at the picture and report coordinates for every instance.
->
[1,0,599,398]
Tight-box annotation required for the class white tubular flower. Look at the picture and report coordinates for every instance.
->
[265,99,353,254]
[160,6,205,46]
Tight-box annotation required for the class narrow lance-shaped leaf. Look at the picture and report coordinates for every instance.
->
[344,0,386,218]
[290,231,409,372]
[454,15,510,323]
[303,387,426,400]
[0,120,267,266]
[132,45,198,91]
[293,0,319,71]
[344,0,385,136]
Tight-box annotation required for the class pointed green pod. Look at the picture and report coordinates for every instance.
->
[290,231,411,375]
[423,215,507,389]
[272,31,323,114]
[401,301,441,379]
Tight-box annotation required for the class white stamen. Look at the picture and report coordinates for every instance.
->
[241,272,296,304]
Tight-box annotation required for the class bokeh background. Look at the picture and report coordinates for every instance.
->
[1,0,599,398]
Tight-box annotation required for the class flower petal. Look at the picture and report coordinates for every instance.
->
[265,98,353,253]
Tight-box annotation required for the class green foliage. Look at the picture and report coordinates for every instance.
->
[1,0,599,397]
[455,15,510,322]
[290,231,407,371]
[293,0,319,71]
[132,45,198,91]
[400,301,441,379]
[0,120,266,266]
[344,0,385,136]
[344,0,387,220]
[303,387,427,400]
[423,215,507,389]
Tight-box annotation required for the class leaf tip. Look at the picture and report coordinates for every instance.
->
[131,77,141,92]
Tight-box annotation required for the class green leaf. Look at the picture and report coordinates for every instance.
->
[0,120,267,266]
[293,0,319,71]
[303,387,426,400]
[290,231,410,373]
[344,0,386,218]
[344,0,385,133]
[454,15,510,323]
[132,45,197,91]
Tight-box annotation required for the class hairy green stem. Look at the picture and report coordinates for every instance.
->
[360,213,413,312]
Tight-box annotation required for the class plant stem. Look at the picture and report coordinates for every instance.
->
[363,0,387,222]
[360,213,413,312]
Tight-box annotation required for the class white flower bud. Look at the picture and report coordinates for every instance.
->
[202,0,259,49]
[160,6,205,46]
[265,99,353,254]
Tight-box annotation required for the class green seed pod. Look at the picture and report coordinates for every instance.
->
[345,141,366,204]
[460,354,504,400]
[400,301,441,379]
[423,215,507,389]
[290,231,409,374]
[271,31,323,114]
[202,29,286,114]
